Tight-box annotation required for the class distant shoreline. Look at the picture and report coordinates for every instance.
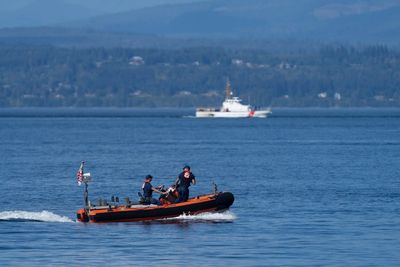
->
[1,107,400,118]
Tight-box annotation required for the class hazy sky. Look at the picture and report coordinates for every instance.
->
[0,0,205,13]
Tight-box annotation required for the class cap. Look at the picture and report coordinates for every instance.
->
[183,165,191,170]
[145,174,153,180]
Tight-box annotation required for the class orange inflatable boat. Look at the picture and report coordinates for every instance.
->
[75,162,234,223]
[77,191,234,223]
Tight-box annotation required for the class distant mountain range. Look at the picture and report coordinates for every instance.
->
[69,0,400,43]
[1,0,400,44]
[0,0,97,28]
[0,0,205,27]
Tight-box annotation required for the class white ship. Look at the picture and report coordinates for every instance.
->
[196,81,271,118]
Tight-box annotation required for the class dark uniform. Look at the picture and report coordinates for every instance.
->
[142,177,159,205]
[175,171,196,202]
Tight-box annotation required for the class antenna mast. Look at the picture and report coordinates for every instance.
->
[225,78,232,99]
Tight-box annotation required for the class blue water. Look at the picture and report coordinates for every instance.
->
[1,108,400,266]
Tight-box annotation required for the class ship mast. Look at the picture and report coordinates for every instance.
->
[225,79,232,99]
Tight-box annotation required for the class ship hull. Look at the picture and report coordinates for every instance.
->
[196,109,271,118]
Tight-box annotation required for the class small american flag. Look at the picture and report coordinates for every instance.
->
[76,161,84,186]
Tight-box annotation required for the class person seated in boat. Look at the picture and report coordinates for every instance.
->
[159,185,180,205]
[141,175,166,205]
[174,165,196,203]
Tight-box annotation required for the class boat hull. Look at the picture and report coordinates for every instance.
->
[77,192,234,223]
[196,109,271,118]
[196,111,250,118]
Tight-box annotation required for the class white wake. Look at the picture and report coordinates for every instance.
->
[0,210,74,223]
[165,211,237,221]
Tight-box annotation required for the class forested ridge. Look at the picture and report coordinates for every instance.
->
[1,44,399,107]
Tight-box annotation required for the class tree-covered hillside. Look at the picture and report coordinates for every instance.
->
[0,44,399,107]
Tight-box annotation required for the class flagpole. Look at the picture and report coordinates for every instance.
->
[79,161,89,209]
[84,182,89,208]
[82,161,89,208]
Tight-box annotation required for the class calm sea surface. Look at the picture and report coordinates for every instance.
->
[0,108,399,266]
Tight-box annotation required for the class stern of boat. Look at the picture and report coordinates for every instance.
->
[77,208,89,222]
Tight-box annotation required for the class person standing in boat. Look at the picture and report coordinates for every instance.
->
[142,175,165,205]
[175,166,196,202]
